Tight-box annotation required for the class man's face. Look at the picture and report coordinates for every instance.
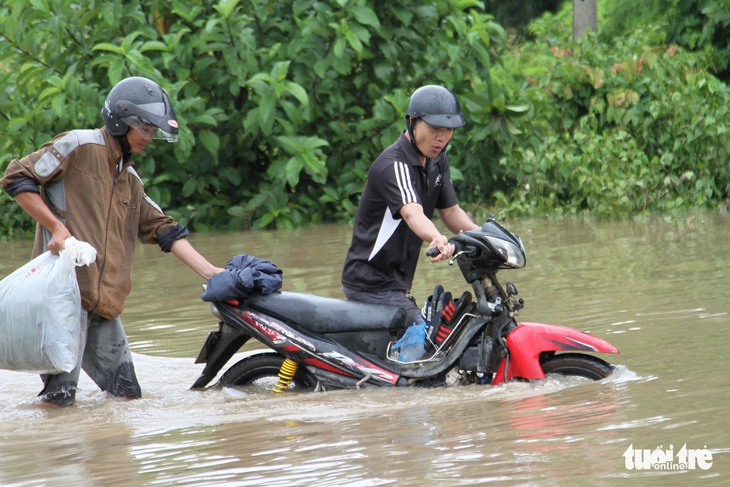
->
[413,119,454,159]
[125,124,156,154]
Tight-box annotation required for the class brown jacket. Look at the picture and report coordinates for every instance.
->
[1,127,179,318]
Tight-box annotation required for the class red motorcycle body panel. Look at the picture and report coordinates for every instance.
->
[492,322,620,385]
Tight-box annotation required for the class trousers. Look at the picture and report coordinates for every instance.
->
[39,308,141,399]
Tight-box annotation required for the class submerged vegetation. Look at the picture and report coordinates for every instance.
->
[1,0,728,237]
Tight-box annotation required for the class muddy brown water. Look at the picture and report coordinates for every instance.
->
[1,214,728,486]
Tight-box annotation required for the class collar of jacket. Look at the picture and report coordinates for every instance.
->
[100,126,133,170]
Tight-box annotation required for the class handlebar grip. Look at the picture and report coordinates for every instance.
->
[426,247,440,258]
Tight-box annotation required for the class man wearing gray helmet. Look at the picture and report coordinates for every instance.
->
[341,85,478,325]
[1,76,224,407]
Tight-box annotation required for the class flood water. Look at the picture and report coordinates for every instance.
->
[1,214,728,486]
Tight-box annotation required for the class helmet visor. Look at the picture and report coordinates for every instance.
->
[122,115,178,143]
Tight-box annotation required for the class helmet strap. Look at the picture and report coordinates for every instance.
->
[406,117,425,158]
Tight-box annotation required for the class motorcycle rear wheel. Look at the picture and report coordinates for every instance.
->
[540,353,613,380]
[218,353,317,392]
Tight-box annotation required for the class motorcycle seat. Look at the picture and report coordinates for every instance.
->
[246,291,407,334]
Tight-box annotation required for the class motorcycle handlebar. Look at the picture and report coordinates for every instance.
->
[426,246,441,258]
[426,239,462,258]
[426,240,476,259]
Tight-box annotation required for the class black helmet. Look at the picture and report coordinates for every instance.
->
[102,77,179,142]
[405,85,465,129]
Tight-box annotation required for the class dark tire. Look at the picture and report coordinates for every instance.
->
[218,353,317,392]
[540,353,614,380]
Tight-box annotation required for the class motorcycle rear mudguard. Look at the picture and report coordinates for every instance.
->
[190,320,251,389]
[492,322,620,385]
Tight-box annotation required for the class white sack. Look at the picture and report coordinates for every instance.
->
[0,238,96,374]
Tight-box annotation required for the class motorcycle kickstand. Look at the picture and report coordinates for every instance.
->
[356,374,372,389]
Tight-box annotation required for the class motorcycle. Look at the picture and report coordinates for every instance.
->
[191,217,619,393]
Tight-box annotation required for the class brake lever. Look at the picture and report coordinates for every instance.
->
[449,250,468,265]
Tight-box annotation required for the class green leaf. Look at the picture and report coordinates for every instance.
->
[333,37,346,58]
[198,130,220,156]
[313,58,329,78]
[284,82,309,106]
[216,0,241,19]
[192,114,219,126]
[141,41,169,53]
[271,61,290,82]
[506,105,530,113]
[38,86,61,101]
[286,157,304,188]
[92,43,125,54]
[182,177,197,197]
[258,94,277,135]
[51,95,65,117]
[350,6,381,28]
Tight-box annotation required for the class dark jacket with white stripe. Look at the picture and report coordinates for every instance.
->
[341,132,458,293]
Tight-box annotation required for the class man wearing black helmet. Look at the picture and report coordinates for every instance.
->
[1,76,224,407]
[341,85,478,325]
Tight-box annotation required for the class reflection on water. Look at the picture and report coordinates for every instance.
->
[1,214,729,485]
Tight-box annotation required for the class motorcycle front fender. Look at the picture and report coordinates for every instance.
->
[492,322,620,385]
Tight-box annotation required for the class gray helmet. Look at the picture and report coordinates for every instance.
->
[102,77,179,142]
[405,85,465,128]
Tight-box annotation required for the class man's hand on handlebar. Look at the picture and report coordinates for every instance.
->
[426,235,454,262]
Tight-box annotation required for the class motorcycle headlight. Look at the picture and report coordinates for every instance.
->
[485,235,526,268]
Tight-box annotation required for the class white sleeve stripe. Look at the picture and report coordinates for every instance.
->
[393,161,417,205]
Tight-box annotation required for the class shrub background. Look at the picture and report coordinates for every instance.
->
[1,0,728,238]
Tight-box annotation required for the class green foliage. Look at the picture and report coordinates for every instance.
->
[0,0,515,234]
[599,0,730,81]
[0,191,29,241]
[499,21,730,217]
[1,0,729,238]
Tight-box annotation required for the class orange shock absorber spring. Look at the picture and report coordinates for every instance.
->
[273,358,298,393]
